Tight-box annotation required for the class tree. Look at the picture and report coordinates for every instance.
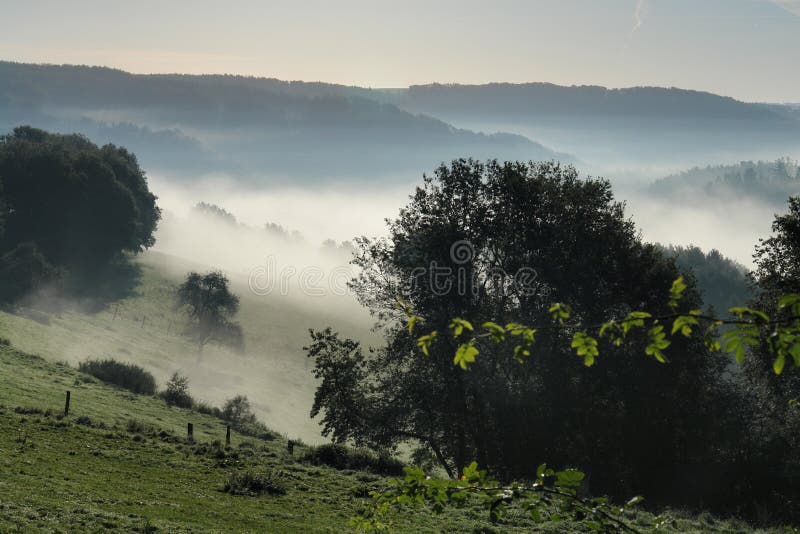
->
[0,126,160,268]
[222,395,258,426]
[307,159,737,506]
[175,271,244,360]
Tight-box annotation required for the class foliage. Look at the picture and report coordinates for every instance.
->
[309,159,737,508]
[0,126,160,268]
[160,372,194,409]
[301,443,405,476]
[662,244,752,315]
[222,395,257,426]
[353,462,643,532]
[78,358,157,395]
[221,395,279,440]
[0,241,62,302]
[175,271,244,357]
[223,468,287,496]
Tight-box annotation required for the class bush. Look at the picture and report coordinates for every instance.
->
[0,242,61,303]
[301,443,404,476]
[223,468,287,496]
[222,395,257,425]
[220,395,279,441]
[194,400,222,418]
[79,359,157,395]
[160,372,193,408]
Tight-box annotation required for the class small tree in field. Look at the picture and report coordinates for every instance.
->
[175,271,243,360]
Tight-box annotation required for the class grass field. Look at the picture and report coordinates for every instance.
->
[0,252,786,532]
[0,342,781,533]
[0,250,376,444]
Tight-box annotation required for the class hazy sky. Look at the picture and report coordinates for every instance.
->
[1,0,798,102]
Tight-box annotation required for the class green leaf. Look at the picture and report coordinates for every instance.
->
[482,322,506,342]
[671,314,699,337]
[417,331,438,356]
[549,303,572,324]
[625,495,644,508]
[408,315,421,334]
[555,469,585,488]
[774,353,786,375]
[668,276,688,309]
[454,340,479,370]
[449,318,474,338]
[571,332,599,367]
[645,325,670,363]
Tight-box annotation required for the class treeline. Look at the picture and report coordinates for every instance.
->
[397,82,783,120]
[0,62,560,178]
[650,157,800,204]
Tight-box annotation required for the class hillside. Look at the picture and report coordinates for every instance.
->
[0,62,566,180]
[0,250,376,444]
[381,83,800,172]
[0,341,780,532]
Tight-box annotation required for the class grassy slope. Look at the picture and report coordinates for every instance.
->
[0,343,776,533]
[0,250,377,444]
[0,253,784,532]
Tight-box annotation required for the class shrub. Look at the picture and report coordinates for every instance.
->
[220,395,279,441]
[301,443,404,476]
[194,400,222,418]
[160,372,193,408]
[223,468,287,496]
[125,419,156,435]
[79,359,157,395]
[0,242,61,303]
[222,395,257,425]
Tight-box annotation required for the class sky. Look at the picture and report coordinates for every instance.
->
[0,0,798,102]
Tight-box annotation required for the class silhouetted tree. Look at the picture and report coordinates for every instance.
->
[307,159,738,507]
[176,271,243,360]
[0,126,160,269]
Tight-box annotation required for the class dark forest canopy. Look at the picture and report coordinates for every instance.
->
[661,244,752,314]
[0,126,160,300]
[307,159,745,511]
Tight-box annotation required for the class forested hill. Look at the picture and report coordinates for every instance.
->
[0,62,565,180]
[649,157,800,205]
[390,82,786,120]
[381,83,800,170]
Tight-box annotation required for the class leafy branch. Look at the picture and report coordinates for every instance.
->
[351,462,643,532]
[402,277,800,374]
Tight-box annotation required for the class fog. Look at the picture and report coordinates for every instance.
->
[149,170,776,274]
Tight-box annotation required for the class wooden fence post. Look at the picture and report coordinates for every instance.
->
[287,440,294,455]
[226,425,231,447]
[64,391,71,417]
[187,422,193,439]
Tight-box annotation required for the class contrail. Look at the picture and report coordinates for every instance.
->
[632,0,647,33]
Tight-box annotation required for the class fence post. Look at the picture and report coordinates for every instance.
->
[287,440,294,455]
[187,422,193,439]
[64,391,71,417]
[226,425,231,447]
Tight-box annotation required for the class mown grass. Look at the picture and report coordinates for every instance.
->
[0,343,783,532]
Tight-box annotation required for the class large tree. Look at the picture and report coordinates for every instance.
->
[307,159,738,505]
[0,126,160,268]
